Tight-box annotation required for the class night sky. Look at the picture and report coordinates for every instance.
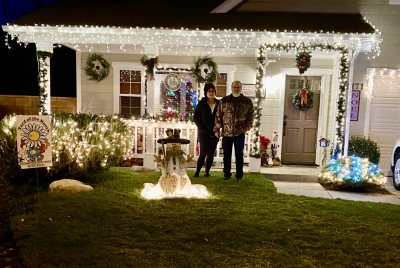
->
[1,0,76,97]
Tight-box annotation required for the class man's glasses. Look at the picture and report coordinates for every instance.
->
[207,90,216,93]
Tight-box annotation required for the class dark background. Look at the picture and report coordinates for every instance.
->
[1,0,76,97]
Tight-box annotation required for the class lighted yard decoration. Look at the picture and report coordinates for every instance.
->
[141,128,208,199]
[318,156,386,189]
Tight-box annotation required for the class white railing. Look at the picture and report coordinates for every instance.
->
[124,119,252,166]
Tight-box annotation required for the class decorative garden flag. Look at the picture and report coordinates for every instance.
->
[16,115,53,169]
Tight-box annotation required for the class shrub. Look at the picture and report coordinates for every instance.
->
[0,113,133,183]
[318,156,386,190]
[348,136,380,164]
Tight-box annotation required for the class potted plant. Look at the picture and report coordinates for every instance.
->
[260,136,271,166]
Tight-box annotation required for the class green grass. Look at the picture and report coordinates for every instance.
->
[11,167,400,268]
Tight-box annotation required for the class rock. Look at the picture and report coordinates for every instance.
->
[49,179,93,193]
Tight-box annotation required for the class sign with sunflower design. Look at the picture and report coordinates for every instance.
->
[16,115,53,169]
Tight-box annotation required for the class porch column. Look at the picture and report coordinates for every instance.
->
[143,45,158,116]
[36,41,53,114]
[143,45,158,168]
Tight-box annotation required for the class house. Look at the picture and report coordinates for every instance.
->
[3,0,398,174]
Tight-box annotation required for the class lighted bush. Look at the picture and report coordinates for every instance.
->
[0,113,133,182]
[0,115,20,180]
[348,136,380,164]
[318,156,386,190]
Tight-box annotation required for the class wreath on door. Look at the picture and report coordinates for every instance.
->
[292,87,313,110]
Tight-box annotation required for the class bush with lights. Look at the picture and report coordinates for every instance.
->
[318,156,386,190]
[0,113,133,183]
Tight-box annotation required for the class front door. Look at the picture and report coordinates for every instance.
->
[281,76,321,164]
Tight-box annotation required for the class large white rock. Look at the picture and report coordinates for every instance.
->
[49,179,93,193]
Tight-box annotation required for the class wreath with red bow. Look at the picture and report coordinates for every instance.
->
[140,55,159,80]
[189,56,218,86]
[295,51,312,74]
[292,87,314,110]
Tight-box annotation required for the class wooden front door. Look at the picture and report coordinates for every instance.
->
[281,76,321,164]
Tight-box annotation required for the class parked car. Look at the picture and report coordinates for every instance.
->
[391,139,400,190]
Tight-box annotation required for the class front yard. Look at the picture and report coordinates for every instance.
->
[10,168,400,267]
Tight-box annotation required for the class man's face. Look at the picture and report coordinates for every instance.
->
[232,82,242,94]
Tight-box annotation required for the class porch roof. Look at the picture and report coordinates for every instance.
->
[9,0,376,34]
[2,0,381,56]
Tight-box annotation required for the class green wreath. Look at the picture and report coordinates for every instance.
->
[295,51,312,74]
[189,56,218,85]
[84,53,111,82]
[292,88,314,110]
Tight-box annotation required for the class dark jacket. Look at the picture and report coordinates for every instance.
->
[214,94,254,137]
[194,97,220,137]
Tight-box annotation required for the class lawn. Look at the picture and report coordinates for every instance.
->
[11,167,400,268]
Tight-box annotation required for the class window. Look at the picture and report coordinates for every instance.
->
[119,70,142,117]
[216,73,227,98]
[112,62,143,117]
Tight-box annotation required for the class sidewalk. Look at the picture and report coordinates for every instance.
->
[210,165,400,205]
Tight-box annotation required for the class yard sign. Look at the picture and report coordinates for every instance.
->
[16,115,53,169]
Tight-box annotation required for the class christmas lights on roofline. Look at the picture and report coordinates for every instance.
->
[3,16,381,58]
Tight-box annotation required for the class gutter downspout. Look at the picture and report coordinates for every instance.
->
[343,49,360,157]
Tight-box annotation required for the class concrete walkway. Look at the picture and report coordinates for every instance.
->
[209,164,400,205]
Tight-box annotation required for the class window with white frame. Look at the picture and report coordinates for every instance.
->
[112,62,143,117]
[119,70,142,117]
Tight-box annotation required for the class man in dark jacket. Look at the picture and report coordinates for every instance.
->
[214,81,254,181]
[193,83,220,177]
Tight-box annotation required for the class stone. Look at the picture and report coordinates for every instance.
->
[49,179,93,193]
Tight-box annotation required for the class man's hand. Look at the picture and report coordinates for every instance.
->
[215,132,220,138]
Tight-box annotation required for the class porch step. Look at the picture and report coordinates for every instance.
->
[264,173,318,183]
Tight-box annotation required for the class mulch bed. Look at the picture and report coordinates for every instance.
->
[0,181,27,268]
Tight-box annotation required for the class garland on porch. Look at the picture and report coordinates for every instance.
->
[257,42,349,159]
[189,56,218,86]
[249,47,266,158]
[36,51,53,115]
[84,53,111,82]
[295,51,312,74]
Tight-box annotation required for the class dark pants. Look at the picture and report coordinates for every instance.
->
[222,133,245,178]
[196,135,219,174]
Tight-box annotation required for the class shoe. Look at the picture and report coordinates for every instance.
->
[193,172,199,178]
[236,177,242,182]
[223,176,231,180]
[204,173,210,177]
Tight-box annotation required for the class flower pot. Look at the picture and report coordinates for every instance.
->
[249,158,261,173]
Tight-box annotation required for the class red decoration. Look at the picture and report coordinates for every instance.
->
[95,65,100,70]
[204,68,208,74]
[260,136,271,152]
[300,90,310,105]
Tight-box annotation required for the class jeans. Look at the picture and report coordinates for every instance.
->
[196,135,219,174]
[222,132,245,178]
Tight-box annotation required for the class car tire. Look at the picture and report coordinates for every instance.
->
[393,153,400,191]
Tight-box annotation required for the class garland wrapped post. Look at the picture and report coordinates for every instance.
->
[36,51,53,115]
[189,56,218,93]
[140,55,159,116]
[250,48,266,159]
[84,53,110,82]
[259,42,349,160]
[292,78,314,110]
[295,51,312,74]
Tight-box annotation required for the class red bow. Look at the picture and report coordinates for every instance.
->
[300,90,309,105]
